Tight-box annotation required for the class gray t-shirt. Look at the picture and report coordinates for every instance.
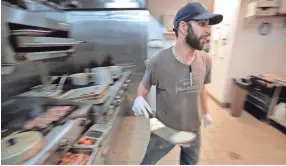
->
[142,47,212,132]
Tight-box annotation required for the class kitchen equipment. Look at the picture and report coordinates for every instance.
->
[58,148,98,165]
[1,96,93,164]
[59,85,109,105]
[1,131,45,165]
[26,119,90,165]
[16,49,75,61]
[11,29,53,36]
[18,90,63,98]
[74,124,111,149]
[23,105,77,130]
[1,104,78,137]
[109,66,123,77]
[57,75,68,91]
[147,111,197,145]
[91,67,113,85]
[69,73,90,86]
[16,36,85,47]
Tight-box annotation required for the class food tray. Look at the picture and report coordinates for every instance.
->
[59,85,109,105]
[74,91,109,105]
[24,105,78,131]
[58,148,98,165]
[73,124,112,149]
[18,90,62,98]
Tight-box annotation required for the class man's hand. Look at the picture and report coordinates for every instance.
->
[132,96,152,119]
[203,113,213,128]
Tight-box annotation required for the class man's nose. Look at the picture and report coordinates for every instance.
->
[205,27,211,36]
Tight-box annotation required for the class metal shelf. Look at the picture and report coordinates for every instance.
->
[17,49,74,61]
[16,36,84,47]
[11,29,53,36]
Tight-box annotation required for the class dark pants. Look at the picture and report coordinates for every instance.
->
[141,132,201,165]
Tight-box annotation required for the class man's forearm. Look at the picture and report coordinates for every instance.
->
[201,86,209,114]
[137,82,149,97]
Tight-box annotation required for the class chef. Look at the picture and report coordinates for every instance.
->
[132,2,223,165]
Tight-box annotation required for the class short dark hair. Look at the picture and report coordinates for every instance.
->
[174,29,178,37]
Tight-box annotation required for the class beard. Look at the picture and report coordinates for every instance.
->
[185,23,206,50]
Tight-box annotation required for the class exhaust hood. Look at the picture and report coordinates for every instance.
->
[62,0,147,10]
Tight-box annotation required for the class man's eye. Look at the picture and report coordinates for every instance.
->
[199,22,206,27]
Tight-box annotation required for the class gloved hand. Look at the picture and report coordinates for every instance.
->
[203,113,213,128]
[132,96,152,119]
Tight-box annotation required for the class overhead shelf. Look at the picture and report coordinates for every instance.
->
[16,36,85,47]
[11,29,53,36]
[16,49,74,61]
[245,1,286,19]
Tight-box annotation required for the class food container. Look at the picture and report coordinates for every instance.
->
[74,136,99,148]
[69,73,90,86]
[109,66,123,77]
[73,124,111,149]
[58,85,109,104]
[58,148,98,165]
[91,67,113,85]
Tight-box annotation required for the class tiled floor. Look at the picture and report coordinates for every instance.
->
[111,98,286,165]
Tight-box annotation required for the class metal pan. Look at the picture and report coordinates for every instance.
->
[73,124,111,148]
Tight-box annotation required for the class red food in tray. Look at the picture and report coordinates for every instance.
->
[59,152,90,165]
[78,137,97,146]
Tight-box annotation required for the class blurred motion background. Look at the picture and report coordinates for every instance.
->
[1,0,286,165]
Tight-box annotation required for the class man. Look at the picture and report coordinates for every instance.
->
[132,2,223,165]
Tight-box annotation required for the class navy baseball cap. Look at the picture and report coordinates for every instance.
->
[173,2,223,31]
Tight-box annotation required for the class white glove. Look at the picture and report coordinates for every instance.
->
[203,113,213,128]
[132,96,152,119]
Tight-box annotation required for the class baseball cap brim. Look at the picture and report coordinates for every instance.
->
[192,13,223,25]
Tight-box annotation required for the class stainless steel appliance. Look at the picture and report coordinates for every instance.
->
[66,10,148,115]
[1,3,84,63]
[1,97,93,165]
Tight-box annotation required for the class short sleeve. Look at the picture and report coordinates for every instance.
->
[204,56,212,84]
[142,58,156,90]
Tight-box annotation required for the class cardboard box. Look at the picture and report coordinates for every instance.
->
[257,0,281,7]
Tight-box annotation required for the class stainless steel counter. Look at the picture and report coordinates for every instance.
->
[90,71,132,164]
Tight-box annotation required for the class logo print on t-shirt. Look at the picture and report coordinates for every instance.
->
[176,76,200,93]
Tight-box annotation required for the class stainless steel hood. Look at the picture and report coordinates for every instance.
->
[62,0,147,10]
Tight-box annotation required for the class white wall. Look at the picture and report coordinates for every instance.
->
[224,0,286,102]
[206,0,242,103]
[208,0,286,104]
